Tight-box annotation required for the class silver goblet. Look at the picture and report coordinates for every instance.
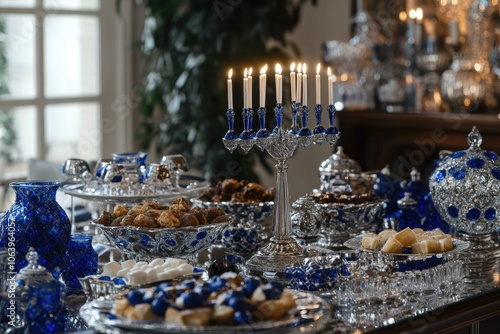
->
[144,163,172,193]
[61,158,91,183]
[160,154,189,188]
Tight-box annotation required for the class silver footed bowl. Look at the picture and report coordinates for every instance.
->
[293,194,385,248]
[93,221,229,261]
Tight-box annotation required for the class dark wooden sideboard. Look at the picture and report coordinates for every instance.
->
[336,110,500,180]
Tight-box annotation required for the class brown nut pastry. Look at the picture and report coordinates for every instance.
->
[96,211,115,226]
[171,197,191,211]
[110,216,124,226]
[119,215,135,226]
[210,214,231,224]
[128,205,149,218]
[141,200,161,210]
[179,213,199,227]
[133,213,159,228]
[169,203,188,213]
[206,207,226,222]
[113,205,129,217]
[191,207,208,225]
[221,178,240,194]
[241,183,265,201]
[145,209,162,219]
[158,211,180,228]
[168,207,185,219]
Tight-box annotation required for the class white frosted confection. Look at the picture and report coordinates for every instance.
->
[116,267,131,278]
[102,261,122,277]
[145,268,158,283]
[135,261,148,268]
[165,258,187,267]
[157,270,175,281]
[149,258,164,267]
[127,270,148,286]
[177,263,193,275]
[215,292,227,305]
[175,296,184,308]
[121,259,136,269]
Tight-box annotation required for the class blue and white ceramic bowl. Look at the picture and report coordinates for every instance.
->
[94,221,229,261]
[191,199,273,254]
[430,127,500,234]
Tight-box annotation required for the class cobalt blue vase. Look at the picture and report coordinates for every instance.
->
[0,181,71,273]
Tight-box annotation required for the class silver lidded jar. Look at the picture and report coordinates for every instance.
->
[318,146,362,193]
[429,126,500,235]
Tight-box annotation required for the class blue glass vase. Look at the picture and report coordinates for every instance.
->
[0,181,71,273]
[25,280,67,334]
[60,234,98,289]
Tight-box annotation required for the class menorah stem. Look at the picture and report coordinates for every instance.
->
[272,158,291,238]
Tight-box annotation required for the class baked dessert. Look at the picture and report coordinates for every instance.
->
[361,227,454,254]
[196,179,275,203]
[310,191,379,205]
[95,197,230,228]
[112,273,296,326]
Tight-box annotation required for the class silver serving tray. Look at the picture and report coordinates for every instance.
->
[344,234,470,260]
[61,175,208,204]
[80,289,330,333]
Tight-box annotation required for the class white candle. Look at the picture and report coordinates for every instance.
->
[296,63,302,104]
[408,9,416,42]
[275,64,282,104]
[290,62,296,102]
[227,69,233,109]
[327,67,333,106]
[243,68,248,109]
[315,63,321,105]
[415,8,423,46]
[302,63,307,106]
[259,65,267,107]
[450,19,459,46]
[248,67,252,109]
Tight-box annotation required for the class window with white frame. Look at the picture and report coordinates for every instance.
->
[0,0,133,174]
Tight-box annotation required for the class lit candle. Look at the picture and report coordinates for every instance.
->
[327,67,333,105]
[275,63,282,104]
[243,68,248,109]
[415,7,423,46]
[227,69,233,109]
[290,62,296,102]
[248,67,252,109]
[296,63,302,104]
[450,19,459,46]
[259,65,267,108]
[302,63,307,106]
[408,9,416,43]
[315,63,321,105]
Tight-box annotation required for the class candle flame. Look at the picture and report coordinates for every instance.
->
[275,63,282,74]
[316,63,320,75]
[248,67,252,76]
[244,68,248,78]
[327,67,331,76]
[302,63,307,74]
[416,7,423,21]
[297,63,302,74]
[290,62,296,72]
[228,69,233,79]
[409,9,416,19]
[260,65,267,75]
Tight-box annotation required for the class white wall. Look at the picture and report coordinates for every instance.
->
[257,0,352,201]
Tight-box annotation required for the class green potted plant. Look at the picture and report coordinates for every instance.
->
[136,0,316,182]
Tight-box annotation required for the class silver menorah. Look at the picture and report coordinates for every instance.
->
[222,101,340,277]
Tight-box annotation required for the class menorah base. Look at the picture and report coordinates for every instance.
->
[245,237,332,281]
